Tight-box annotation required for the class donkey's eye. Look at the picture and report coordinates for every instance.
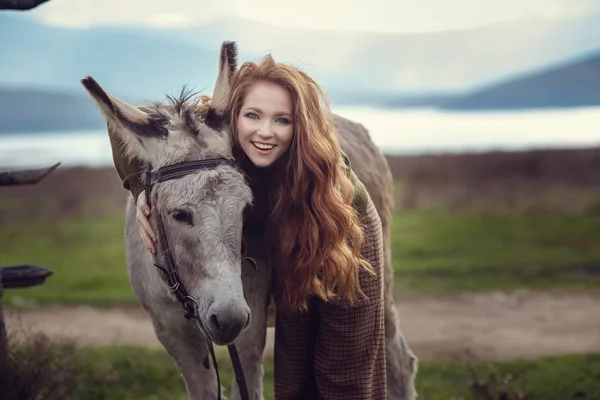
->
[170,210,193,226]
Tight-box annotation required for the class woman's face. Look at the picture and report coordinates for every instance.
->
[236,81,294,168]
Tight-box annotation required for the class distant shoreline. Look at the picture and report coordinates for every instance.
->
[3,103,600,136]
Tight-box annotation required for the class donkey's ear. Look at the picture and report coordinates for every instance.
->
[209,41,237,118]
[81,76,168,139]
[81,76,168,160]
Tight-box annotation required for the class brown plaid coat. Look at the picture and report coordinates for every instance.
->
[271,194,386,400]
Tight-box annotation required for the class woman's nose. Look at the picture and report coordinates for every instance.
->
[256,121,273,137]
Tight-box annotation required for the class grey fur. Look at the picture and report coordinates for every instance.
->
[82,44,255,399]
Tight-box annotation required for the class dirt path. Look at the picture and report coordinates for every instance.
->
[5,291,600,361]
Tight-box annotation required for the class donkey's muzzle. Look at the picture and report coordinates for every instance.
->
[207,303,251,345]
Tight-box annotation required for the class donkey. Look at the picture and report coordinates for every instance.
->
[81,43,264,399]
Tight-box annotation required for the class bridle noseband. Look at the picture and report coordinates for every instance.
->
[144,158,249,400]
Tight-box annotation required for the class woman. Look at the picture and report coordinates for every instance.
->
[110,55,387,399]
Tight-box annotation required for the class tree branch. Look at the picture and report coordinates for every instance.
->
[0,0,52,10]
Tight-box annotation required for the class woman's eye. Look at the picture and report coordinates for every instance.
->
[245,112,258,119]
[277,118,291,124]
[170,210,193,226]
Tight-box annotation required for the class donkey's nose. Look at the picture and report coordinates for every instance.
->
[209,311,251,332]
[207,305,251,344]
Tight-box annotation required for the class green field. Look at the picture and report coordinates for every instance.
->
[1,208,599,306]
[391,208,600,293]
[2,158,600,400]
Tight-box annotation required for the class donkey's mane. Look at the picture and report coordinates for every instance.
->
[164,87,209,115]
[144,87,214,137]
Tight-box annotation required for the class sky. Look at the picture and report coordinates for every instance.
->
[32,0,600,33]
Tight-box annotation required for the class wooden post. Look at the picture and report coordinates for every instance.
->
[0,161,59,371]
[0,266,54,373]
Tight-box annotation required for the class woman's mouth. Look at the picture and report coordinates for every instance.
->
[252,142,276,152]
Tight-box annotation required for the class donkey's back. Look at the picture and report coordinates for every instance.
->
[334,114,395,230]
[334,113,418,400]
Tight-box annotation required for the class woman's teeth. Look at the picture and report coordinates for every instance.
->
[253,142,275,150]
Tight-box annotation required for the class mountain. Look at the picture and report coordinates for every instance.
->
[0,87,105,133]
[1,12,600,100]
[3,47,600,134]
[2,47,600,134]
[0,14,236,101]
[439,51,600,110]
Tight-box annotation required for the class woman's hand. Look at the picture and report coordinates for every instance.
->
[136,191,157,253]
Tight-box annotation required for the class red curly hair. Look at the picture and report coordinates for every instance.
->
[229,55,373,311]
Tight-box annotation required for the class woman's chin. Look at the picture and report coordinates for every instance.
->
[248,153,278,168]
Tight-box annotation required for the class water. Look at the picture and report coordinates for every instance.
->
[1,107,599,169]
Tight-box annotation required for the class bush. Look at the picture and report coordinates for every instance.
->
[0,332,81,400]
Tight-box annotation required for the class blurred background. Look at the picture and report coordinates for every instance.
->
[1,0,600,166]
[1,1,599,399]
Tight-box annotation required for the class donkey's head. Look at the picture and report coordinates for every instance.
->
[82,42,253,345]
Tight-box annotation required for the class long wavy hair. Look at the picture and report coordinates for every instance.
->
[229,55,373,311]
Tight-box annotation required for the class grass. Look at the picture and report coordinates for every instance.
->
[1,206,600,305]
[0,214,134,307]
[391,208,600,293]
[3,340,600,400]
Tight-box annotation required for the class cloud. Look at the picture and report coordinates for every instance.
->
[32,0,227,28]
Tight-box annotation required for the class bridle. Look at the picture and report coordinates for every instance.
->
[144,158,250,400]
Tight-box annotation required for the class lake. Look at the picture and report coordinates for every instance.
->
[1,106,599,169]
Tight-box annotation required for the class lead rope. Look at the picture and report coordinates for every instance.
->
[228,344,249,397]
[208,342,224,400]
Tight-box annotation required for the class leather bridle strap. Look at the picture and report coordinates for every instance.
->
[144,158,249,400]
[205,341,248,400]
[145,159,237,186]
[228,342,249,396]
